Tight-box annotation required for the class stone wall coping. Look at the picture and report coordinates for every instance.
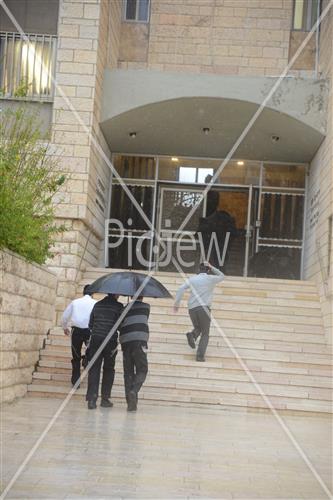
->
[0,249,58,277]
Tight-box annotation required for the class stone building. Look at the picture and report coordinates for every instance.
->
[0,0,332,343]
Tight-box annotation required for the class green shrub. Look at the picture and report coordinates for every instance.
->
[0,107,66,264]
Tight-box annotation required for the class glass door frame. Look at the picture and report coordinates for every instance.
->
[154,183,207,272]
[155,181,255,276]
[105,154,308,277]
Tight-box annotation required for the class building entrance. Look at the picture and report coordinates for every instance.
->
[106,155,306,279]
[155,184,256,276]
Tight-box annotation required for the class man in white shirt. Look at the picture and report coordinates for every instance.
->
[62,284,96,385]
[173,262,224,362]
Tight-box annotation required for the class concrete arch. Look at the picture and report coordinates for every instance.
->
[100,93,324,163]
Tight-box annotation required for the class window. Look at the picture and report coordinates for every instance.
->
[124,0,150,22]
[0,32,57,100]
[179,167,214,184]
[292,0,320,31]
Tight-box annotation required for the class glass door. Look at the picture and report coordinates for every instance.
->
[155,184,255,276]
[155,185,206,272]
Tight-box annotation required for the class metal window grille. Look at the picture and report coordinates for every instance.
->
[0,32,57,101]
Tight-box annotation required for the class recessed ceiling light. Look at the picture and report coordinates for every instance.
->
[171,157,179,162]
[129,132,137,138]
[237,161,244,165]
[202,127,210,135]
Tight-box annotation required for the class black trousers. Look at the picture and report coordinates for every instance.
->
[122,341,148,403]
[188,306,211,357]
[86,335,117,402]
[71,327,90,385]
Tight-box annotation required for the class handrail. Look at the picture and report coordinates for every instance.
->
[74,230,92,284]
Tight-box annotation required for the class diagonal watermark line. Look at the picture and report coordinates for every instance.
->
[0,267,161,500]
[0,0,332,498]
[170,261,333,499]
[173,0,333,238]
[0,0,166,258]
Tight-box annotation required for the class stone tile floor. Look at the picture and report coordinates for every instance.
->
[0,397,332,499]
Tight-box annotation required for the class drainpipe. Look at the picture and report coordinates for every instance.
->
[315,0,321,76]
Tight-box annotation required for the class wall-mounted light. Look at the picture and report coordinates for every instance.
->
[129,132,137,138]
[237,161,244,166]
[171,157,179,162]
[202,127,210,135]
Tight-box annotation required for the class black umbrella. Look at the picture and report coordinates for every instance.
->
[88,271,172,299]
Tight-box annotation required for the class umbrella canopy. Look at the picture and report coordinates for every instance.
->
[88,271,173,299]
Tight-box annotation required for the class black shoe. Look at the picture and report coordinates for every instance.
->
[101,398,113,408]
[127,390,137,412]
[186,332,196,349]
[87,400,97,410]
[196,355,205,362]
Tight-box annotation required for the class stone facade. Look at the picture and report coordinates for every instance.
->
[49,0,111,324]
[117,0,315,76]
[0,250,57,403]
[108,0,122,68]
[303,2,333,343]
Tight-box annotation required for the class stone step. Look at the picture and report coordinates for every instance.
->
[46,334,329,356]
[82,268,318,291]
[150,319,324,335]
[37,355,332,378]
[86,292,322,311]
[34,362,332,389]
[39,343,332,368]
[83,284,320,300]
[31,372,332,401]
[147,308,323,326]
[150,301,323,315]
[27,383,332,413]
[49,326,326,344]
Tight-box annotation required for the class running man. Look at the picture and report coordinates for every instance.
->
[173,262,224,361]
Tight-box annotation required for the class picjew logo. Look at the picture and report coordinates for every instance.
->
[105,218,230,268]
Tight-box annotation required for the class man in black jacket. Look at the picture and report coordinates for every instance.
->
[86,294,123,410]
[119,297,150,412]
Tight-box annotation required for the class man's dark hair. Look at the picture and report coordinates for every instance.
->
[83,284,92,296]
[198,262,209,274]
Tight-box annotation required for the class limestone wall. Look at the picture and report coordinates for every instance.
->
[0,250,57,403]
[49,0,112,321]
[108,0,122,68]
[117,0,315,77]
[303,2,333,343]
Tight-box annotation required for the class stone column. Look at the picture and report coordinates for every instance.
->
[48,0,111,324]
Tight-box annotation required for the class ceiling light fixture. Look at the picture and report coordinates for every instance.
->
[129,132,137,138]
[202,127,210,135]
[237,161,244,166]
[171,157,179,162]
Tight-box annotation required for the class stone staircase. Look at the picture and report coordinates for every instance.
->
[28,268,333,413]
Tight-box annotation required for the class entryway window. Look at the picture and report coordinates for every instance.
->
[124,0,150,22]
[179,166,214,183]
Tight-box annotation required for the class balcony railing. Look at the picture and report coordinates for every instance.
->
[0,32,57,101]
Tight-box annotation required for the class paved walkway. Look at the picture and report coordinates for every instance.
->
[1,397,332,499]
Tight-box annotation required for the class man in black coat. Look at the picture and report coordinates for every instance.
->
[119,297,150,412]
[86,294,123,410]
